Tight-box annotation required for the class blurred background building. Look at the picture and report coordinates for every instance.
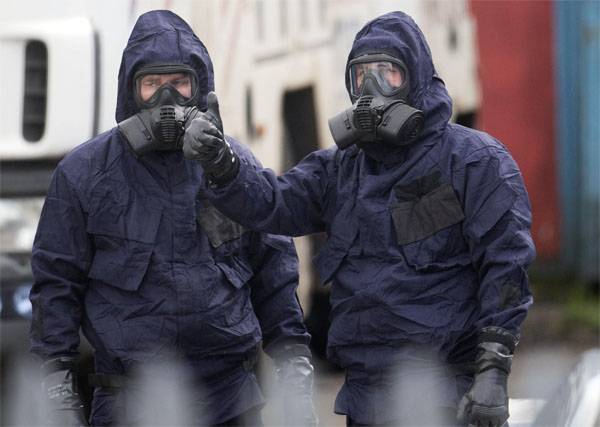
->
[0,0,598,425]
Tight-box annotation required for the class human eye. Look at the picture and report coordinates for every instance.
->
[174,77,191,87]
[377,62,392,72]
[142,77,159,87]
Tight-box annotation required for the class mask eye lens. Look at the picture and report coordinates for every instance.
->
[138,75,162,101]
[135,66,198,107]
[169,76,192,97]
[350,60,405,96]
[137,73,193,102]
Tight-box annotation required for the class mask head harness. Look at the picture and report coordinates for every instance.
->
[328,52,424,150]
[118,64,202,157]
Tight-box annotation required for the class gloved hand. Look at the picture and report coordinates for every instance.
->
[275,355,318,426]
[41,357,89,426]
[183,91,239,187]
[457,328,517,427]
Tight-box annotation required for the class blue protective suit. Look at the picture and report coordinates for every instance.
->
[30,11,309,425]
[202,12,535,424]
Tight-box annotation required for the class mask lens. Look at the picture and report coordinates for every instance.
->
[134,65,198,108]
[350,61,405,97]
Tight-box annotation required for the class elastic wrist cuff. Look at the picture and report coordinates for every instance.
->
[478,326,518,353]
[208,156,240,188]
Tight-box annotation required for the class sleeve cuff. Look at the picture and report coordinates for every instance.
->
[478,326,519,353]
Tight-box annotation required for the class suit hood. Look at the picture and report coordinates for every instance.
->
[115,10,214,123]
[345,11,453,157]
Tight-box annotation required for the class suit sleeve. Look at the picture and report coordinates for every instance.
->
[203,147,336,237]
[29,166,93,360]
[462,147,536,338]
[248,232,311,359]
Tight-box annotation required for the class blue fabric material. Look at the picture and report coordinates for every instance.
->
[203,11,535,424]
[30,10,309,425]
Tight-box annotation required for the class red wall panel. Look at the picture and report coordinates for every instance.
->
[469,0,560,259]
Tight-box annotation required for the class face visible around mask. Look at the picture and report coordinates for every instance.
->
[118,64,202,157]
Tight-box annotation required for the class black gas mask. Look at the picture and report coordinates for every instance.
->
[118,64,202,157]
[328,53,424,150]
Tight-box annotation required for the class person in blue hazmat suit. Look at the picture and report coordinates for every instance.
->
[183,11,536,427]
[29,10,317,427]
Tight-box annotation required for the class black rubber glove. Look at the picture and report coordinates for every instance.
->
[274,347,318,426]
[183,91,239,187]
[41,357,89,426]
[457,328,517,427]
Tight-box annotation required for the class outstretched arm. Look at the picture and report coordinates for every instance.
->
[183,92,334,237]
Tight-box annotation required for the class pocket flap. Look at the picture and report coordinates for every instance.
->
[197,202,245,248]
[87,207,162,291]
[391,183,464,245]
[217,256,253,289]
[87,203,162,244]
[88,241,155,291]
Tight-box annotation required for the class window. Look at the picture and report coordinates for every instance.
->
[22,41,48,142]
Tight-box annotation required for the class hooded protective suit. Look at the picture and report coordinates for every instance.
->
[200,12,535,424]
[30,10,309,425]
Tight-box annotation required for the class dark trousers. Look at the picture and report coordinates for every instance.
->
[346,407,461,426]
[215,406,263,427]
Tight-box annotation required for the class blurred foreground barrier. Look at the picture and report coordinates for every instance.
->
[531,348,600,427]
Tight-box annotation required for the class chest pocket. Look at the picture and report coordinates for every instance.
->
[197,202,245,248]
[87,199,162,292]
[197,201,253,289]
[391,172,469,271]
[215,256,254,289]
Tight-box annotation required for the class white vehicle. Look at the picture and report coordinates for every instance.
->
[0,0,479,357]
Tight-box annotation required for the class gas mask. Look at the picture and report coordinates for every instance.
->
[118,64,202,157]
[328,53,424,150]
